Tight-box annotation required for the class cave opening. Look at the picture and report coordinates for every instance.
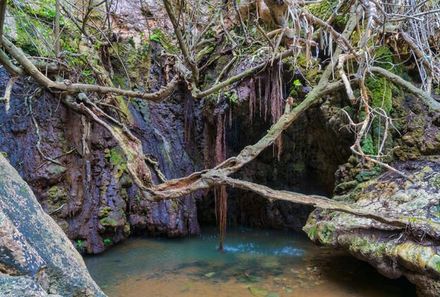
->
[196,97,353,232]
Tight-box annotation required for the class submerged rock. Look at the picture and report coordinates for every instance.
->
[0,155,105,296]
[304,158,440,297]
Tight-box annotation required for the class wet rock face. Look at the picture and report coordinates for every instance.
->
[0,69,201,254]
[304,159,440,297]
[126,96,203,236]
[0,155,106,296]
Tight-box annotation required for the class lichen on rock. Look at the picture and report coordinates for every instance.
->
[0,155,106,296]
[305,159,440,297]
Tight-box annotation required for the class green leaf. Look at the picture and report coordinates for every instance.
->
[293,79,302,87]
[149,33,161,43]
[361,134,375,155]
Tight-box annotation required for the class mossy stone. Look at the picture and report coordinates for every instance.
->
[334,180,358,194]
[427,255,440,274]
[99,217,119,228]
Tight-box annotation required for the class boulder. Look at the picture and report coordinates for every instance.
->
[304,158,440,297]
[0,155,106,296]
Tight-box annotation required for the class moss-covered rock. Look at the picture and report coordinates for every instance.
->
[304,158,440,297]
[104,146,128,178]
[307,0,348,28]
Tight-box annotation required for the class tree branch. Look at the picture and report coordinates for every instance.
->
[63,95,153,190]
[162,0,199,82]
[0,48,23,76]
[370,66,440,111]
[1,37,179,102]
[153,171,440,241]
[193,48,296,98]
[153,9,360,198]
[209,175,440,241]
[0,0,6,44]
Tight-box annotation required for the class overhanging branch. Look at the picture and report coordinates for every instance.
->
[162,0,199,82]
[153,10,360,198]
[208,175,440,241]
[0,48,23,76]
[1,37,179,102]
[153,171,440,241]
[193,48,296,98]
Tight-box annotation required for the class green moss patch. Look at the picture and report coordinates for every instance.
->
[99,217,119,228]
[104,147,128,178]
[307,0,347,27]
[149,28,178,54]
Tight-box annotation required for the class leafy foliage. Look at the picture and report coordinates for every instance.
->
[103,238,113,246]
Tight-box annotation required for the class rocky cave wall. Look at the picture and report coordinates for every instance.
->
[0,68,203,254]
[0,0,355,252]
[0,59,354,255]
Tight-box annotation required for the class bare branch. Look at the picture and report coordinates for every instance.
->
[1,37,179,102]
[370,66,440,111]
[301,9,357,55]
[163,0,199,82]
[338,53,356,103]
[153,171,440,241]
[0,0,6,43]
[0,48,23,76]
[152,9,361,200]
[193,48,296,98]
[205,175,440,240]
[54,0,60,56]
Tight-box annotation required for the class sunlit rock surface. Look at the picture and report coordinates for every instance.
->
[0,155,106,296]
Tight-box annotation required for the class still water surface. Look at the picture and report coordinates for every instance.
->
[85,228,416,297]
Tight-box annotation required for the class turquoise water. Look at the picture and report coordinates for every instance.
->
[85,228,416,297]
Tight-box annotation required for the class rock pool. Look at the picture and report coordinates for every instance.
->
[85,228,416,297]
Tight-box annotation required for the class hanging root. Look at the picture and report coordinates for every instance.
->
[215,185,227,251]
[63,94,153,191]
[27,88,63,166]
[215,113,228,251]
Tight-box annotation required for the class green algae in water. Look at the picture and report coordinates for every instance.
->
[84,228,416,297]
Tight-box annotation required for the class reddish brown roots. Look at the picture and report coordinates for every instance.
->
[215,113,228,251]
